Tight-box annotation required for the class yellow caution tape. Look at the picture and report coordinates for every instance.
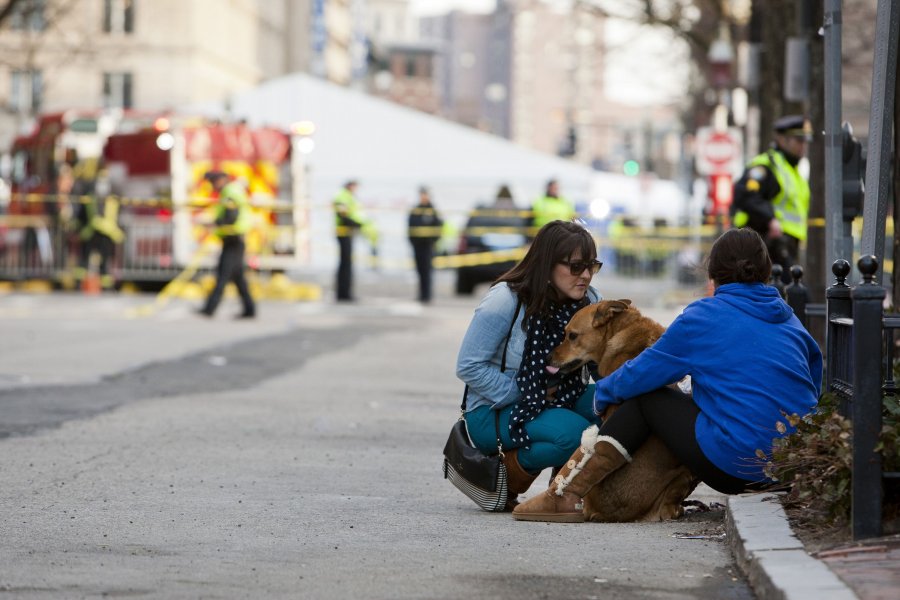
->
[9,193,294,211]
[433,247,528,269]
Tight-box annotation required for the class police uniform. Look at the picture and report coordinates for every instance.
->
[199,173,256,318]
[732,115,812,283]
[407,189,443,303]
[333,181,368,301]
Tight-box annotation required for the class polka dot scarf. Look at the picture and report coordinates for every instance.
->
[510,297,590,446]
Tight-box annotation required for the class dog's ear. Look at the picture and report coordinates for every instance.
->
[592,301,630,328]
[616,299,632,307]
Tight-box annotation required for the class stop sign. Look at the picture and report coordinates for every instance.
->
[695,127,743,176]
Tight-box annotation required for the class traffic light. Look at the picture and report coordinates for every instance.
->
[623,160,640,177]
[841,122,865,220]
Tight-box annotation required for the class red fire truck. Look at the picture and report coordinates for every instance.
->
[2,109,157,282]
[102,116,307,282]
[1,111,309,285]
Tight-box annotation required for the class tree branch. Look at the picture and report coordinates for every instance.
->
[0,0,26,27]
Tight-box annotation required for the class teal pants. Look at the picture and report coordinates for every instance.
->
[465,385,601,474]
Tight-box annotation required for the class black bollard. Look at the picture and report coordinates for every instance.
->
[784,265,809,328]
[850,255,885,540]
[770,264,786,298]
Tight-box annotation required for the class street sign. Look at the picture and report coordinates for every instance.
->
[695,127,744,176]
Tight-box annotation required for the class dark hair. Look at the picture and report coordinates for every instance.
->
[707,228,772,285]
[545,178,558,194]
[496,220,597,323]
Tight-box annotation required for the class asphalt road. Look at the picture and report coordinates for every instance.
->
[0,273,754,599]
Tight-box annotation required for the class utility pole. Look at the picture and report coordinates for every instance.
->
[860,0,900,287]
[803,1,826,338]
[823,0,844,277]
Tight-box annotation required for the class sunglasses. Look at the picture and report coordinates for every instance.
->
[559,259,603,276]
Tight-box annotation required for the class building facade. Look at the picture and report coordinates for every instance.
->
[0,0,317,150]
[421,0,681,176]
[0,0,684,178]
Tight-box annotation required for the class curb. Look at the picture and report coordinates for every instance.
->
[726,492,858,600]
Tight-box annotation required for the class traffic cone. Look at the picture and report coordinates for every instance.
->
[82,272,101,296]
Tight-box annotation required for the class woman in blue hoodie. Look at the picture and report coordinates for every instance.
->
[513,228,823,522]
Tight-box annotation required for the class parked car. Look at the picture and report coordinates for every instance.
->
[455,203,531,295]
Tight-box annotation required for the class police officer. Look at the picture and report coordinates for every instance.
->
[732,115,812,283]
[530,178,576,232]
[198,171,256,318]
[332,180,368,302]
[407,186,443,303]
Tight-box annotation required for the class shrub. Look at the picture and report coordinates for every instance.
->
[764,393,900,532]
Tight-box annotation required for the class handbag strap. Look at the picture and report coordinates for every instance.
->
[460,298,522,454]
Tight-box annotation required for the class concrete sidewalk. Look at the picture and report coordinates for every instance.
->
[0,274,884,598]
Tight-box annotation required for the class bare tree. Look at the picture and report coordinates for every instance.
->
[0,0,27,27]
[0,0,95,119]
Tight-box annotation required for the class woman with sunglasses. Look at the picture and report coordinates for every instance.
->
[456,220,604,511]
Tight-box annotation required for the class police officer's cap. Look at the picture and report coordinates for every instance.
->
[773,115,813,140]
[204,170,228,182]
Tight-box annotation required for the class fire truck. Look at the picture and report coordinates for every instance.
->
[7,109,155,199]
[1,111,310,285]
[102,117,308,282]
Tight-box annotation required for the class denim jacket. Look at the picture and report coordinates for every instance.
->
[455,282,601,412]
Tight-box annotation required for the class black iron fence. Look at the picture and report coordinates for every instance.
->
[822,256,898,540]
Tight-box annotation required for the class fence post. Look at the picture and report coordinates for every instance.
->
[851,255,884,540]
[785,265,809,328]
[826,259,852,409]
[770,264,786,298]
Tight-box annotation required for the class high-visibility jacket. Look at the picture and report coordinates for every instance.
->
[80,196,125,243]
[333,188,367,237]
[531,195,575,229]
[408,203,443,244]
[733,150,810,241]
[212,181,252,238]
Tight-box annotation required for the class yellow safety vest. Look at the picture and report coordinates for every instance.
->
[212,182,252,238]
[81,196,125,243]
[733,150,810,241]
[333,188,368,237]
[531,195,575,229]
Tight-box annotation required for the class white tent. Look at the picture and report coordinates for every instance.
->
[192,73,688,270]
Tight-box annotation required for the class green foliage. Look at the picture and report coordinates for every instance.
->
[764,393,900,531]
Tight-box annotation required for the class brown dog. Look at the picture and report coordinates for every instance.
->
[547,299,698,522]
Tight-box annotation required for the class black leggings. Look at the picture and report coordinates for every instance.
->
[599,387,764,495]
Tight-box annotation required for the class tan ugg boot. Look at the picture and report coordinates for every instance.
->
[503,449,539,511]
[512,425,631,523]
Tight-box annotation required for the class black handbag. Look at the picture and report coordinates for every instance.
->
[443,301,521,512]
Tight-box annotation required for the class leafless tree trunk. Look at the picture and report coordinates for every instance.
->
[0,0,26,27]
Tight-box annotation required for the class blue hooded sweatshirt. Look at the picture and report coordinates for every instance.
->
[594,283,823,481]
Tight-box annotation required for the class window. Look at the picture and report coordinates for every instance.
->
[10,70,43,112]
[9,0,46,31]
[103,0,135,33]
[103,72,133,109]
